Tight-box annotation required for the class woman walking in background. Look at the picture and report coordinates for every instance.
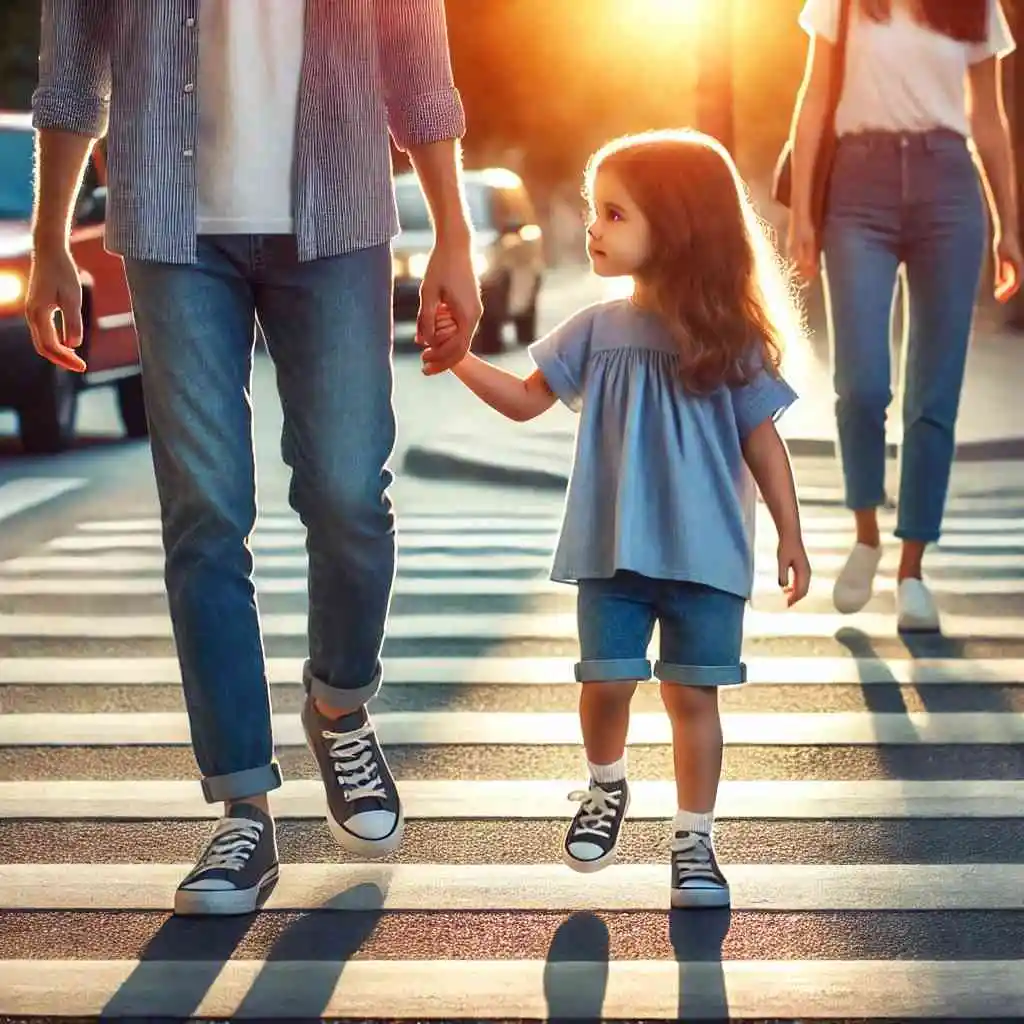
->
[786,0,1021,631]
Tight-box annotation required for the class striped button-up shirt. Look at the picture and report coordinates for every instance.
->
[31,0,467,264]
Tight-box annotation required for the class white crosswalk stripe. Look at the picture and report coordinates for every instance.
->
[0,497,1022,1020]
[2,862,1022,911]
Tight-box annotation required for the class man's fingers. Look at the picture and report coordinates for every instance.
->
[62,298,84,349]
[420,332,468,373]
[417,287,440,347]
[27,301,87,372]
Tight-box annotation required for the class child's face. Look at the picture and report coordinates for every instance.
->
[586,167,652,278]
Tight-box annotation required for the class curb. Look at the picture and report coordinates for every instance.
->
[404,435,1024,492]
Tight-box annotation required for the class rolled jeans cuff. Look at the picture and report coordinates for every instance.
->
[655,661,747,686]
[574,657,652,682]
[303,658,383,707]
[200,760,283,804]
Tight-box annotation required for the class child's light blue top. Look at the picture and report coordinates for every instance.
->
[528,298,798,599]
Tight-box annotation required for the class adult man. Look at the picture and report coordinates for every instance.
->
[27,0,481,916]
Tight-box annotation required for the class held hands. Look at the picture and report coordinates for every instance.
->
[419,302,460,374]
[416,237,483,376]
[777,533,812,607]
[994,231,1023,303]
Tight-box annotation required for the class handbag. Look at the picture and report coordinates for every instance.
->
[771,0,852,229]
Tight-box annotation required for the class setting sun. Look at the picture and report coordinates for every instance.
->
[612,0,702,34]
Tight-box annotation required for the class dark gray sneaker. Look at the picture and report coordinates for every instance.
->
[562,777,630,873]
[301,696,404,858]
[174,802,279,916]
[670,830,730,908]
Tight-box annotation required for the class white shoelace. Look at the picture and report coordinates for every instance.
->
[567,784,623,839]
[195,817,263,873]
[671,832,723,888]
[323,723,388,802]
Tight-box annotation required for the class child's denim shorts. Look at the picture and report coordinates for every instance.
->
[575,570,746,686]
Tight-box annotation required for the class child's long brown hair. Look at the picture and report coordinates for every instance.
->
[584,129,807,394]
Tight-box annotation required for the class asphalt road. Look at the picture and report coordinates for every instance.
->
[0,271,1022,1021]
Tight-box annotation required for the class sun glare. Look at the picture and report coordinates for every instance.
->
[619,0,702,33]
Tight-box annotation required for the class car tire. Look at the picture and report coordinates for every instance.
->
[471,312,504,355]
[116,374,148,439]
[18,364,80,455]
[514,298,539,346]
[472,278,509,356]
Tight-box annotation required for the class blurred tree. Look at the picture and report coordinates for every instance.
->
[0,0,40,109]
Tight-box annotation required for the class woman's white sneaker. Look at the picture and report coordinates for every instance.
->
[833,542,883,613]
[897,578,940,632]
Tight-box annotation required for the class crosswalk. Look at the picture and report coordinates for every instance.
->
[1,489,1022,1020]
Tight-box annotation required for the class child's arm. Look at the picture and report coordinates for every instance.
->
[423,304,558,421]
[451,354,558,422]
[742,419,811,605]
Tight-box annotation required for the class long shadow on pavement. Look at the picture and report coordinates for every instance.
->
[541,907,731,1021]
[100,878,386,1019]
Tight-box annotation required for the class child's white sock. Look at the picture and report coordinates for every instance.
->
[588,753,627,783]
[674,808,714,836]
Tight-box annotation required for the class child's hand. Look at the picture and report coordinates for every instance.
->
[777,535,811,606]
[420,302,461,376]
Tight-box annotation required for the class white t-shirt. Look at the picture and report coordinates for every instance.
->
[195,1,306,234]
[799,0,1015,138]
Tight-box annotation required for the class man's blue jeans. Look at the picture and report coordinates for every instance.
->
[821,129,986,542]
[124,236,396,803]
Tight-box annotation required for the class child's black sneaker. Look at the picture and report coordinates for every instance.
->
[302,695,404,857]
[670,830,730,908]
[562,777,630,872]
[174,802,279,916]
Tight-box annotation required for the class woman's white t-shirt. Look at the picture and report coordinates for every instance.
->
[799,0,1015,138]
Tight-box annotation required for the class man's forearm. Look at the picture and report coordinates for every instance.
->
[406,139,472,243]
[33,129,96,250]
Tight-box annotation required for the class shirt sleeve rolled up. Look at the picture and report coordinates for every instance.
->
[374,0,466,151]
[31,0,112,139]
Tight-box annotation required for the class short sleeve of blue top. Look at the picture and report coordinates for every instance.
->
[528,299,798,600]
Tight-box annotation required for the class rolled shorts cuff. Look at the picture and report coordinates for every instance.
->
[303,658,383,707]
[200,760,283,804]
[574,657,652,682]
[655,661,747,686]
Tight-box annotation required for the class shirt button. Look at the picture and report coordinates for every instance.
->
[183,148,194,158]
[185,17,196,26]
[184,82,194,93]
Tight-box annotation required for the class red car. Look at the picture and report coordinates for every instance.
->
[0,111,146,454]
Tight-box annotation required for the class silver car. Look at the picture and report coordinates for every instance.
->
[391,168,545,354]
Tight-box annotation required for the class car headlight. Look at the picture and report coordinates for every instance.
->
[0,270,26,309]
[401,250,490,280]
[406,252,430,279]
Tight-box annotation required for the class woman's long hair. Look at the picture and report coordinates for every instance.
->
[859,0,988,42]
[584,129,807,394]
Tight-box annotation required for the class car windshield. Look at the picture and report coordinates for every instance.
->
[395,179,490,232]
[0,128,34,222]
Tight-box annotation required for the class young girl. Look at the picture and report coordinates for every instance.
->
[423,129,812,908]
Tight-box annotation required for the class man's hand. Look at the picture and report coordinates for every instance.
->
[417,236,483,376]
[25,243,87,372]
[778,533,812,607]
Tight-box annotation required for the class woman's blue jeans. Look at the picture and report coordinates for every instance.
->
[821,129,987,542]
